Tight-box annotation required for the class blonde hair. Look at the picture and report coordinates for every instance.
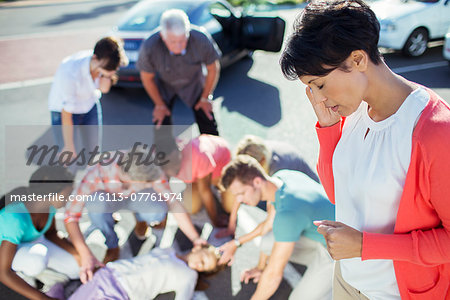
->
[235,135,271,172]
[200,245,225,274]
[120,146,162,182]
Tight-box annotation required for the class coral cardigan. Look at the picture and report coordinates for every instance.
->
[316,89,450,299]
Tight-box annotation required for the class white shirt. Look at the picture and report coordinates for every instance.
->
[107,248,198,300]
[48,50,101,114]
[333,87,429,300]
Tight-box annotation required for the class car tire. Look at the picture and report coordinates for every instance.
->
[402,28,429,57]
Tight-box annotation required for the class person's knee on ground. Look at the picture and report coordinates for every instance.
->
[103,247,120,264]
[134,220,149,238]
[150,216,167,230]
[134,210,169,237]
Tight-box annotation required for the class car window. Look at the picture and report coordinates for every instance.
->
[118,2,195,32]
[195,7,215,25]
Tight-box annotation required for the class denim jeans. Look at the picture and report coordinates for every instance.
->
[50,104,99,151]
[86,188,168,249]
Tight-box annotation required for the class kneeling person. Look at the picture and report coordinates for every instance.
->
[220,155,334,300]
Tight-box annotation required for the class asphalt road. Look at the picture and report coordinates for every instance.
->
[1,1,450,299]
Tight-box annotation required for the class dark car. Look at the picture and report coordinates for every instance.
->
[110,0,286,86]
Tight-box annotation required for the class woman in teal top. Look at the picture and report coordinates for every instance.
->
[0,166,80,300]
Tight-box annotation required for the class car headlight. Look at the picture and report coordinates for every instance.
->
[380,20,397,32]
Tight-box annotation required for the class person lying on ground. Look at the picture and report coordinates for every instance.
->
[47,245,224,300]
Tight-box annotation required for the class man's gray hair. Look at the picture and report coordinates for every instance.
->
[121,146,163,182]
[160,9,191,37]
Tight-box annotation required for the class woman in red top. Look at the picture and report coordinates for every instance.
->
[160,134,231,228]
[280,0,450,299]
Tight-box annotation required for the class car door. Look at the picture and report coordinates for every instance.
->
[193,1,237,57]
[240,14,286,52]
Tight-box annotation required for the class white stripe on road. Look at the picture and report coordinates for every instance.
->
[283,262,303,289]
[0,77,53,91]
[0,27,110,41]
[392,61,448,74]
[193,291,209,300]
[0,61,447,92]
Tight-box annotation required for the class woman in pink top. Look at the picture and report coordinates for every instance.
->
[161,134,231,227]
[280,0,450,299]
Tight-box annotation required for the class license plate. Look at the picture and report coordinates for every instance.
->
[125,51,139,62]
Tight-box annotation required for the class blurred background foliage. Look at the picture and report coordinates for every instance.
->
[227,0,305,7]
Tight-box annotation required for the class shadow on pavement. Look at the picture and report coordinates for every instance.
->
[201,266,294,300]
[216,58,282,127]
[0,282,27,300]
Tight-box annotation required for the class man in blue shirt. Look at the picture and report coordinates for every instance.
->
[219,155,334,300]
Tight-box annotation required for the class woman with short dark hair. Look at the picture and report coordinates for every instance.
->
[280,0,450,299]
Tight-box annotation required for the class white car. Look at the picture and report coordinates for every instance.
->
[444,27,450,64]
[370,0,450,57]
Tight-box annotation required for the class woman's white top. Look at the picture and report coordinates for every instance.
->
[107,248,198,300]
[333,87,429,299]
[48,50,101,114]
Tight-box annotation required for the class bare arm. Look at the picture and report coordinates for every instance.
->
[241,202,276,244]
[201,60,220,100]
[240,252,269,284]
[228,199,240,233]
[61,109,75,153]
[98,75,113,93]
[168,200,205,246]
[44,219,80,264]
[194,60,220,120]
[65,221,103,283]
[140,71,165,106]
[250,242,295,300]
[140,71,170,127]
[0,241,54,300]
[196,174,218,226]
[218,202,276,265]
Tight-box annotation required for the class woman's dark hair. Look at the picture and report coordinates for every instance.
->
[0,187,27,210]
[93,36,128,71]
[0,166,74,210]
[28,165,74,195]
[280,0,383,79]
